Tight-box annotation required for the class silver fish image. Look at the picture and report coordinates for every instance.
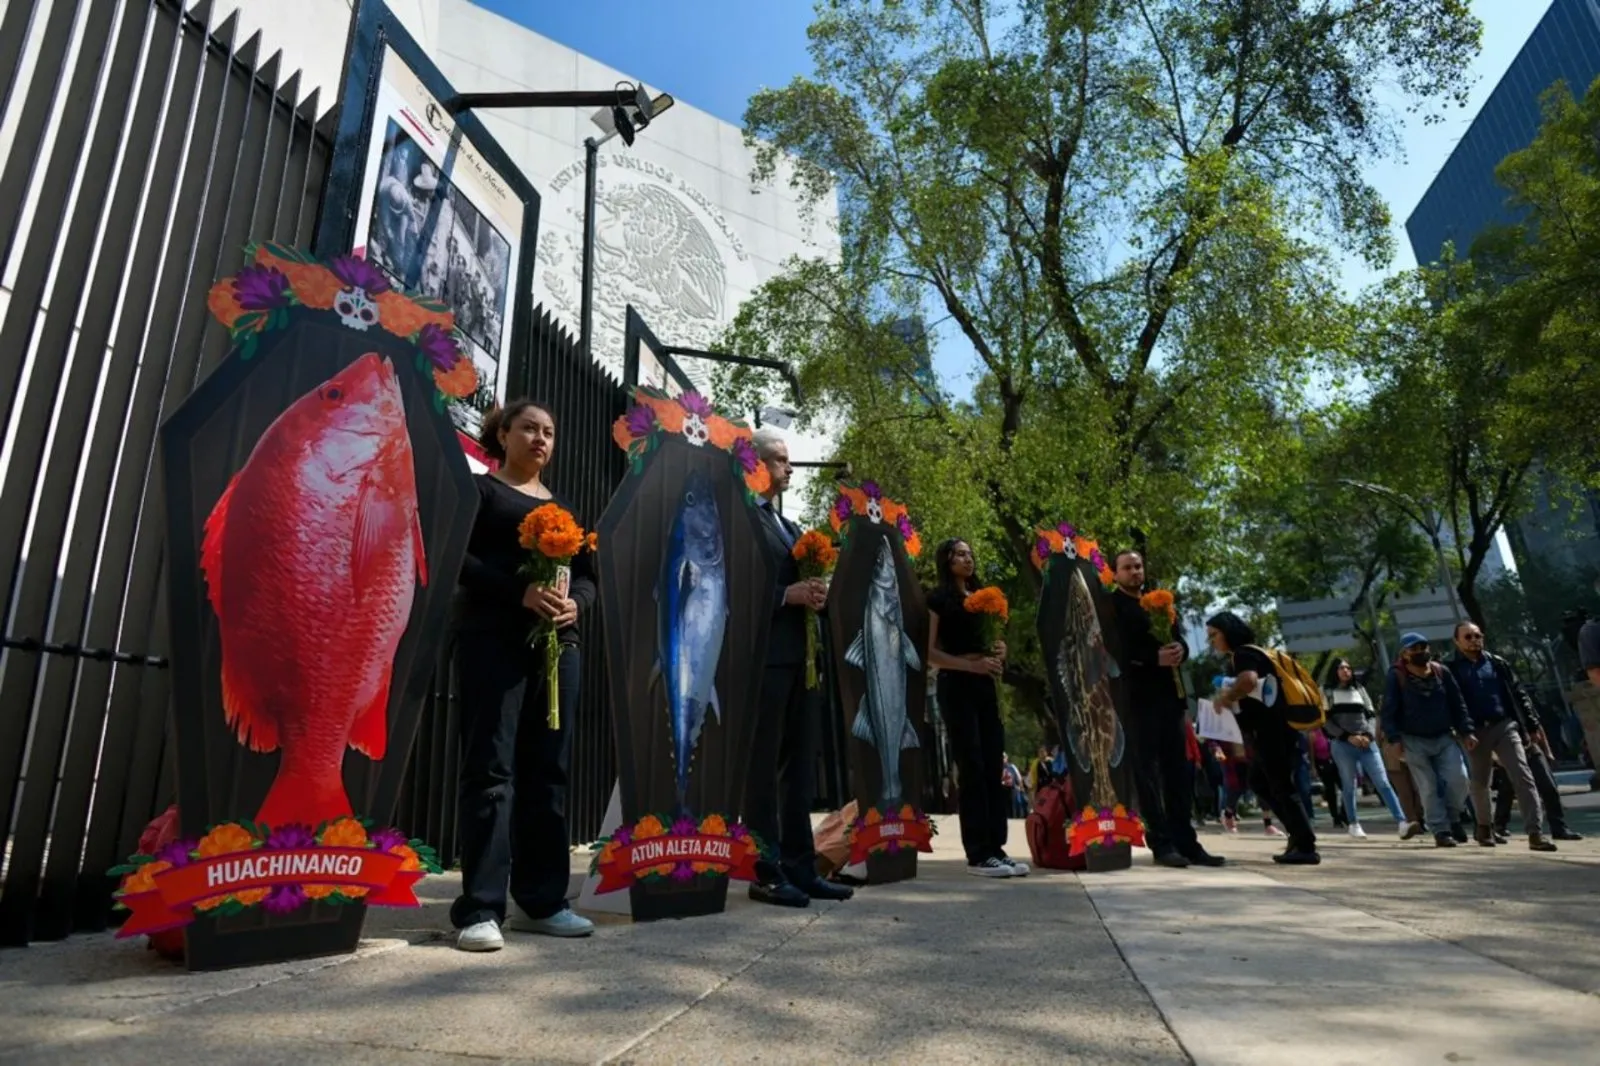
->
[652,469,728,808]
[846,539,922,806]
[1055,566,1124,809]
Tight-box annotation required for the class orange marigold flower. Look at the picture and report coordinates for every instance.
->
[691,861,715,874]
[899,805,916,822]
[320,817,368,849]
[651,863,676,877]
[699,813,728,836]
[865,808,883,826]
[433,358,477,398]
[585,531,598,553]
[374,289,446,337]
[636,815,666,839]
[518,502,585,559]
[233,887,271,906]
[744,467,772,496]
[903,532,923,558]
[282,262,343,310]
[207,279,245,328]
[963,587,1009,621]
[640,393,684,433]
[120,859,172,896]
[791,529,837,572]
[1139,589,1175,611]
[706,415,739,449]
[197,823,257,858]
[389,843,422,872]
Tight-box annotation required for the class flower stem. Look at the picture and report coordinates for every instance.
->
[805,612,818,689]
[546,626,560,730]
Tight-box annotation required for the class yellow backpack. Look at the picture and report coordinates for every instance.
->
[1244,645,1328,731]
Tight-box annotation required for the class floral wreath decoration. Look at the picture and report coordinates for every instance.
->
[847,804,937,865]
[111,816,442,936]
[1033,521,1114,586]
[206,242,479,410]
[588,812,763,892]
[829,480,922,558]
[1068,803,1147,857]
[611,386,770,500]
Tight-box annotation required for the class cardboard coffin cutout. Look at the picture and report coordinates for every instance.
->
[1034,526,1143,872]
[594,389,772,920]
[149,247,469,969]
[826,483,934,882]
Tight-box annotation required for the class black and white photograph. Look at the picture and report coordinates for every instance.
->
[366,120,512,370]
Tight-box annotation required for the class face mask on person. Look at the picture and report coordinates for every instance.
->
[1407,649,1432,666]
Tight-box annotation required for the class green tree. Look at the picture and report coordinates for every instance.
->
[723,0,1479,597]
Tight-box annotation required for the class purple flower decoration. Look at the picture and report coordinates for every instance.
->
[1058,522,1077,539]
[678,391,714,418]
[670,862,696,883]
[328,254,390,295]
[624,404,657,437]
[896,513,915,539]
[416,322,460,372]
[156,839,197,868]
[234,265,290,310]
[369,827,407,853]
[833,496,853,523]
[729,824,750,841]
[614,826,634,847]
[861,480,882,500]
[886,840,901,854]
[1090,549,1107,571]
[263,883,307,915]
[1036,537,1051,562]
[731,435,759,474]
[268,823,317,851]
[672,816,697,837]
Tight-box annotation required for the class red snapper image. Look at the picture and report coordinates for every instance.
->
[201,353,428,828]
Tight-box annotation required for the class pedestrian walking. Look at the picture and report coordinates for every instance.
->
[1445,623,1558,852]
[1322,659,1415,840]
[1381,633,1476,849]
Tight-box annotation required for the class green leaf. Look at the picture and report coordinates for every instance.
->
[107,863,138,876]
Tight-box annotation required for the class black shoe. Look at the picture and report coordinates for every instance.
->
[1450,823,1468,844]
[1552,829,1584,841]
[1182,848,1227,867]
[1153,851,1191,868]
[1529,834,1558,853]
[1434,833,1458,848]
[1492,828,1510,845]
[1474,828,1496,847]
[797,877,854,901]
[1272,850,1321,865]
[748,881,810,908]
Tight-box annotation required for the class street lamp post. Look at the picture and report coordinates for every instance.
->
[444,84,675,364]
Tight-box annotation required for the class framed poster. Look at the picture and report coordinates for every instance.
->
[316,0,539,450]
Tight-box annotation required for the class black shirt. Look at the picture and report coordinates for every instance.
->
[455,474,596,644]
[1110,587,1188,714]
[927,585,986,656]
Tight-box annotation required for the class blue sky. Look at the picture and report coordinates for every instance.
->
[481,0,1551,385]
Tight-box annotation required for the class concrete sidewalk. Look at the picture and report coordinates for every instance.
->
[3,800,1597,1064]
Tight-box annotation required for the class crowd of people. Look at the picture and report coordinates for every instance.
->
[446,406,1588,950]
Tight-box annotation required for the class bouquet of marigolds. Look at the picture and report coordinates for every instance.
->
[1139,588,1184,697]
[792,529,837,689]
[962,587,1009,669]
[518,503,588,728]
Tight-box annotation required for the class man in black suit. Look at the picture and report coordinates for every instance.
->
[742,428,853,907]
[1110,550,1224,869]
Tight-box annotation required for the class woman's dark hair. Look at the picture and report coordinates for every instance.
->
[934,537,970,595]
[1329,657,1354,684]
[1204,610,1256,652]
[478,398,554,463]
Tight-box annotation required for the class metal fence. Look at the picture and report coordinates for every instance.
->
[0,0,630,946]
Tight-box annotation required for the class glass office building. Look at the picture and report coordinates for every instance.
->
[1406,0,1600,266]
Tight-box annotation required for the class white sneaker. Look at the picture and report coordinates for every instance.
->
[505,908,594,938]
[1398,820,1419,840]
[1265,825,1286,838]
[1347,824,1368,840]
[456,920,504,952]
[999,855,1030,876]
[966,857,1014,878]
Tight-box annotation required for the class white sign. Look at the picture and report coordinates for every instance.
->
[1195,700,1244,745]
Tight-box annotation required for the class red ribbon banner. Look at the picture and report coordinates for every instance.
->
[595,834,760,894]
[117,848,423,937]
[1068,808,1147,857]
[847,815,934,866]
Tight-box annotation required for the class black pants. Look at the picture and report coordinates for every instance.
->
[1242,712,1317,853]
[1493,740,1567,834]
[1317,757,1346,825]
[940,672,1008,865]
[743,663,819,885]
[1128,710,1200,858]
[450,633,580,928]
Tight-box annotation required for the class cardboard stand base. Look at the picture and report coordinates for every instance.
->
[575,783,631,920]
[1086,843,1133,873]
[866,851,918,884]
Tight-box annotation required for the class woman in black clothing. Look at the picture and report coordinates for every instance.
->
[451,399,598,951]
[1206,611,1320,864]
[925,539,1027,878]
